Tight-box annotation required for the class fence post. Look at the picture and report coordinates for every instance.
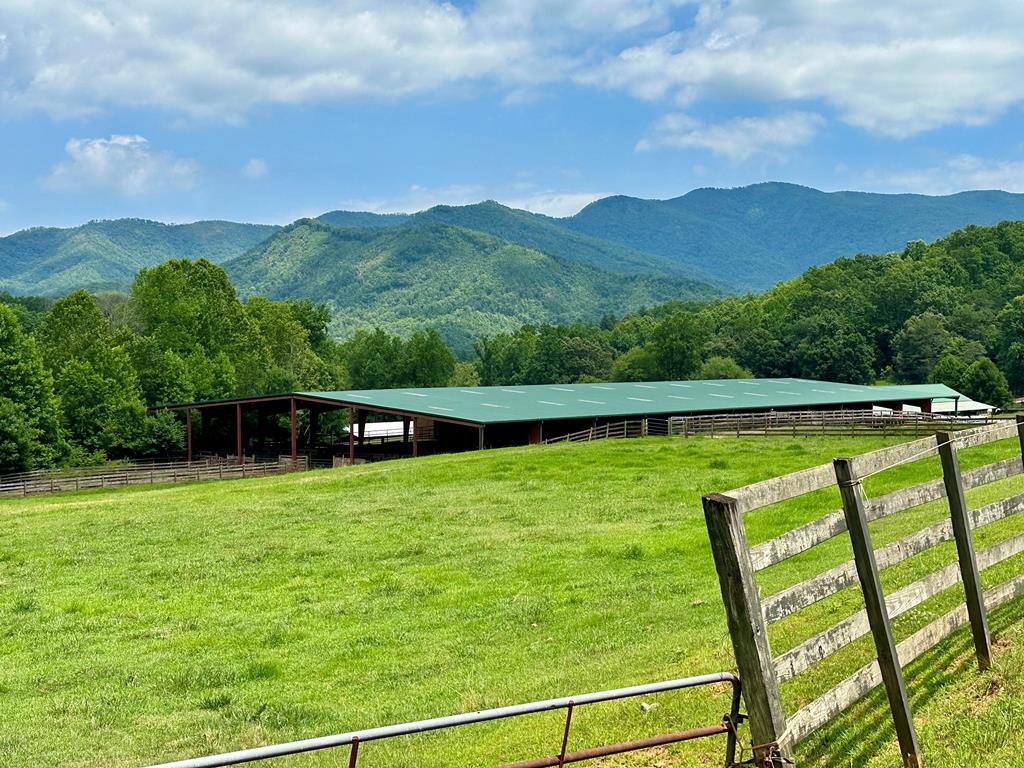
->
[834,458,922,768]
[703,493,791,764]
[936,431,991,671]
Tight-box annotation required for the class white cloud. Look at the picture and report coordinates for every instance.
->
[0,1,681,120]
[241,158,269,180]
[862,154,1024,195]
[637,110,824,161]
[498,190,609,217]
[43,135,199,195]
[589,1,1024,137]
[338,183,607,217]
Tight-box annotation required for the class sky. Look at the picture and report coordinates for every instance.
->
[2,0,1024,233]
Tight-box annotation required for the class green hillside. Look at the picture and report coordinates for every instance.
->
[408,200,701,278]
[562,182,1024,289]
[4,435,1024,767]
[316,210,411,229]
[225,219,720,353]
[0,219,280,296]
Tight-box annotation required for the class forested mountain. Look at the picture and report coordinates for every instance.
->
[0,219,279,295]
[343,200,699,278]
[7,183,1024,300]
[225,219,719,353]
[562,183,1024,289]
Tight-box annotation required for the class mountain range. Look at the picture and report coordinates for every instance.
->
[4,182,1024,347]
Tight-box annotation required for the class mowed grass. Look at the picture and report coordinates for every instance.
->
[2,434,1024,767]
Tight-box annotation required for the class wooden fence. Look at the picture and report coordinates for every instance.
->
[542,409,989,445]
[703,417,1024,766]
[0,455,308,498]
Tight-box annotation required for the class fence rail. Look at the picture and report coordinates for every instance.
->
[0,455,308,497]
[143,673,742,768]
[703,416,1024,766]
[542,409,991,445]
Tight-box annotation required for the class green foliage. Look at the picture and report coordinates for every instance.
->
[0,218,278,296]
[564,182,1024,289]
[650,312,706,379]
[698,356,752,379]
[401,330,456,388]
[0,305,64,471]
[892,312,951,383]
[225,219,720,355]
[960,358,1013,408]
[928,355,968,391]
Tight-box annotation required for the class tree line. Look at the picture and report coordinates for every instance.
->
[2,220,1022,472]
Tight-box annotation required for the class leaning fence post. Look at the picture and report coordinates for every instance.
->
[834,458,922,768]
[702,493,791,764]
[936,431,991,670]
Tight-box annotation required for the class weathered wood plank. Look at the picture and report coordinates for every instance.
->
[774,559,962,683]
[788,600,971,744]
[970,491,1024,530]
[833,457,921,767]
[764,518,954,623]
[750,456,1022,572]
[724,462,836,515]
[702,494,791,761]
[851,436,937,477]
[953,420,1016,450]
[788,550,1024,745]
[787,657,883,744]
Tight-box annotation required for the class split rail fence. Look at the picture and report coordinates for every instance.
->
[703,416,1024,766]
[0,456,308,498]
[543,409,990,445]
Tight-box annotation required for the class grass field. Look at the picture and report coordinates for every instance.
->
[3,434,1024,767]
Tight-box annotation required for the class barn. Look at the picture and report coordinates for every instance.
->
[159,378,965,466]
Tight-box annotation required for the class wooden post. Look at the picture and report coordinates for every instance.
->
[235,403,243,465]
[357,410,367,447]
[936,431,991,670]
[702,493,791,764]
[348,407,355,466]
[478,425,485,450]
[403,416,410,445]
[290,397,298,465]
[1016,414,1024,458]
[186,409,193,463]
[834,458,922,768]
[412,418,419,458]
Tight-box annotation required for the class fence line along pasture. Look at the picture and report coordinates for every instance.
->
[0,455,308,497]
[542,409,991,445]
[703,416,1024,766]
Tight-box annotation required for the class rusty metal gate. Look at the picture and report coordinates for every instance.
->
[144,673,743,768]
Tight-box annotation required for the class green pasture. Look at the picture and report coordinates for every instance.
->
[2,434,1024,767]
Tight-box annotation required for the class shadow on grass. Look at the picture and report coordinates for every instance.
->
[797,598,1024,766]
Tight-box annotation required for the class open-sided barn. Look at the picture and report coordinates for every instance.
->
[159,378,965,466]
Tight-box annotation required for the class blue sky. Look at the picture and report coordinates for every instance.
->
[2,1,1024,233]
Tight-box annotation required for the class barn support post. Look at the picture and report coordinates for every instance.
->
[309,409,320,448]
[357,410,367,447]
[478,426,485,451]
[235,403,244,465]
[348,408,356,466]
[186,409,193,463]
[834,458,922,768]
[403,416,410,445]
[937,431,991,670]
[413,418,419,458]
[290,397,298,465]
[702,493,791,764]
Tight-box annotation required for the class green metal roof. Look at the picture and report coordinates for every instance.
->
[298,378,964,426]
